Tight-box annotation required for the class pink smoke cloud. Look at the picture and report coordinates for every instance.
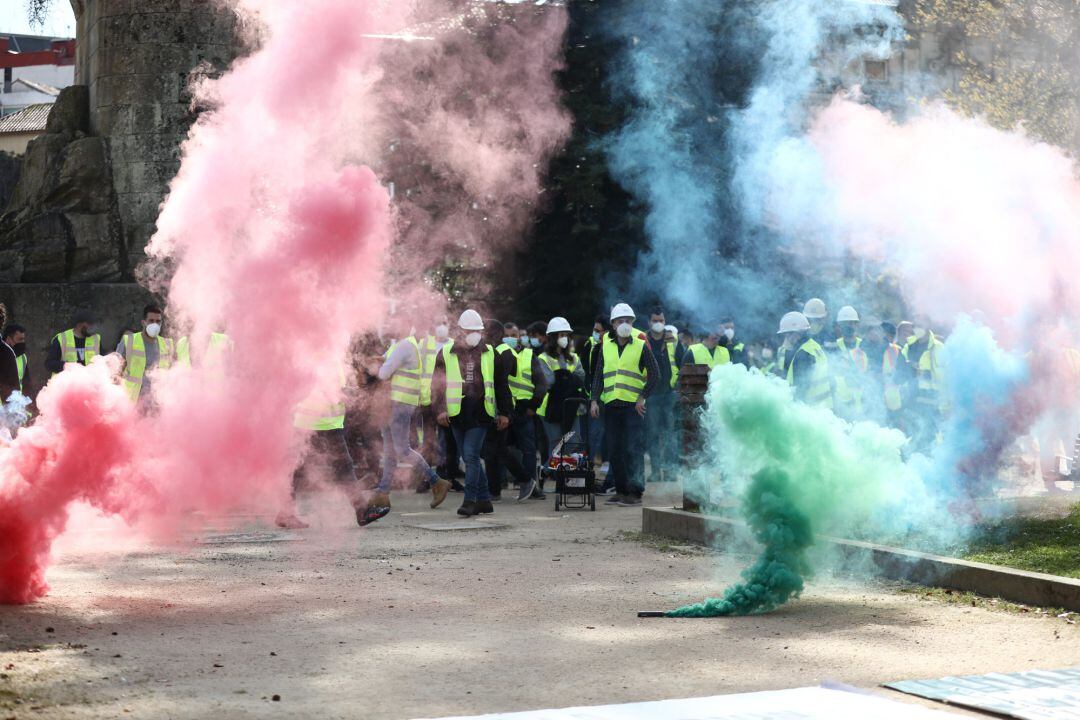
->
[0,0,570,603]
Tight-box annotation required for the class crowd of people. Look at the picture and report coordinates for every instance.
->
[7,296,945,528]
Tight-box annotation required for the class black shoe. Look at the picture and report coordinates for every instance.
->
[450,479,466,493]
[457,501,478,517]
[476,500,494,514]
[530,487,546,500]
[357,505,391,526]
[516,478,536,502]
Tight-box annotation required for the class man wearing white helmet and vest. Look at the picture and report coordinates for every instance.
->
[433,309,513,517]
[778,311,832,407]
[590,303,660,507]
[376,319,452,514]
[114,304,176,408]
[833,305,868,420]
[802,298,835,352]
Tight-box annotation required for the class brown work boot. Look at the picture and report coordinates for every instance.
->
[370,492,391,509]
[430,478,451,508]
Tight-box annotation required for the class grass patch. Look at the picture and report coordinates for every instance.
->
[898,584,1079,627]
[615,531,705,556]
[962,503,1080,578]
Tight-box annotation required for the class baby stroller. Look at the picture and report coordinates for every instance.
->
[541,397,595,511]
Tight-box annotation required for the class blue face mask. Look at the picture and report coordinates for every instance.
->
[592,331,601,343]
[502,336,519,349]
[530,337,541,349]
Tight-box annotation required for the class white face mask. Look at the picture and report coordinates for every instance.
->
[145,322,161,338]
[724,328,735,341]
[616,322,633,339]
[651,322,665,334]
[465,332,482,348]
[434,324,449,341]
[762,348,774,360]
[913,327,927,341]
[557,336,569,349]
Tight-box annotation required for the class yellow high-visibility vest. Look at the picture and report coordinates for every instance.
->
[600,335,646,404]
[293,367,347,431]
[507,347,535,402]
[419,335,440,407]
[787,338,831,407]
[389,336,423,407]
[53,329,101,375]
[176,332,230,367]
[686,343,730,369]
[537,352,582,417]
[121,333,175,403]
[15,354,25,392]
[903,333,946,412]
[834,336,868,412]
[441,341,496,418]
[666,341,679,389]
[882,343,902,411]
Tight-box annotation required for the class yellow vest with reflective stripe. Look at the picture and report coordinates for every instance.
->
[903,334,945,412]
[389,336,423,407]
[687,343,729,369]
[293,367,347,431]
[15,354,25,392]
[53,329,100,375]
[786,338,831,407]
[442,341,496,418]
[537,352,581,417]
[882,343,902,411]
[667,341,678,389]
[121,333,174,403]
[834,337,867,410]
[600,335,646,404]
[508,347,535,401]
[419,336,440,406]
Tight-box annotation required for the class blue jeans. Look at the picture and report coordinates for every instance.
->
[452,425,490,502]
[380,402,439,493]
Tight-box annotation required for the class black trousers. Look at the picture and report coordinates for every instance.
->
[483,425,530,496]
[292,428,362,507]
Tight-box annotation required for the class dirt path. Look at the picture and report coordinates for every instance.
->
[1,484,1076,719]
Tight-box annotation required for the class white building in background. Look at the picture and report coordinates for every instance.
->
[0,32,75,116]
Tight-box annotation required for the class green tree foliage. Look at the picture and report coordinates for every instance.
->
[914,0,1080,152]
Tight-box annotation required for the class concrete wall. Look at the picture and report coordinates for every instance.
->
[73,0,238,271]
[0,282,156,397]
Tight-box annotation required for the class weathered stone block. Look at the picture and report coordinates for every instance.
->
[53,137,112,213]
[45,86,91,136]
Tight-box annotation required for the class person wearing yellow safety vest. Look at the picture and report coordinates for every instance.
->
[45,309,101,376]
[778,311,832,407]
[114,305,175,408]
[413,317,451,490]
[432,309,513,518]
[537,316,586,451]
[484,319,539,500]
[643,307,678,483]
[802,297,836,352]
[589,303,659,507]
[377,323,452,513]
[681,326,730,370]
[176,331,232,368]
[832,306,868,421]
[277,365,381,530]
[881,321,909,430]
[3,324,29,397]
[500,318,549,501]
[900,319,946,452]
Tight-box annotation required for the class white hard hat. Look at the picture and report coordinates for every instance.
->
[610,303,635,322]
[546,316,572,334]
[802,298,827,319]
[457,309,484,331]
[778,311,811,334]
[665,324,677,335]
[837,305,859,323]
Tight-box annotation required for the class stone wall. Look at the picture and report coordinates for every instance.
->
[0,0,238,284]
[0,282,156,397]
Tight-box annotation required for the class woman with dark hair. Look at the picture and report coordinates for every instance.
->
[537,317,586,452]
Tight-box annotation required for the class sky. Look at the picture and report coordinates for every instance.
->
[1,0,75,38]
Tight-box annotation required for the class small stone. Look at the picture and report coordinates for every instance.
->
[45,627,54,633]
[272,694,281,702]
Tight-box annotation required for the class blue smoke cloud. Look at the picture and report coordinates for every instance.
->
[602,0,902,331]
